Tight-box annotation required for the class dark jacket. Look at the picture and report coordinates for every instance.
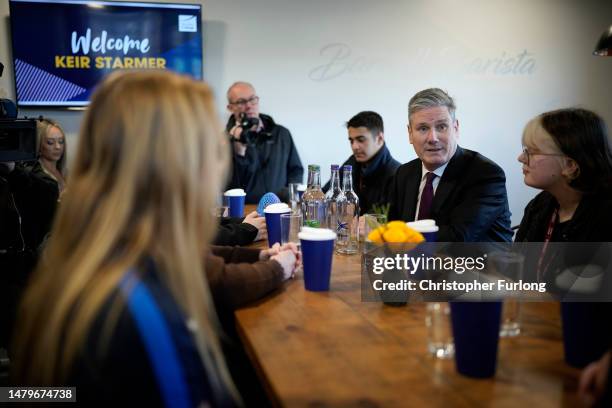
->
[514,190,612,295]
[515,191,612,374]
[515,191,612,242]
[205,245,283,311]
[214,217,258,246]
[25,160,61,191]
[387,147,513,242]
[226,114,303,204]
[1,165,58,347]
[1,163,58,253]
[323,144,400,215]
[69,248,283,406]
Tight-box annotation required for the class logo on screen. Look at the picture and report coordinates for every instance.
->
[178,15,197,32]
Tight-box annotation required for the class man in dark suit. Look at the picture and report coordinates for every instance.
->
[388,88,513,242]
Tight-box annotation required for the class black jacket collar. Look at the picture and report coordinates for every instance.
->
[360,144,393,178]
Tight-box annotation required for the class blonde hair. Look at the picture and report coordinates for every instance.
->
[13,71,237,401]
[521,116,562,154]
[37,118,68,176]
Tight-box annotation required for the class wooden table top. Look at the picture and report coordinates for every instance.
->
[234,208,580,407]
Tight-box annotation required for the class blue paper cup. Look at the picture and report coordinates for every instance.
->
[299,229,337,291]
[224,189,246,218]
[561,302,612,368]
[264,204,291,247]
[450,301,502,378]
[407,219,438,242]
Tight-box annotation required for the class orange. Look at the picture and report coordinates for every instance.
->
[382,228,407,243]
[367,229,384,243]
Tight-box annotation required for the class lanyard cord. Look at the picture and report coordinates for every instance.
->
[536,207,559,283]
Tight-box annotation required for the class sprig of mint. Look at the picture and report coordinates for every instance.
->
[366,203,390,230]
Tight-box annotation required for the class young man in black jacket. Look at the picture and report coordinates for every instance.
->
[225,82,303,204]
[323,111,400,215]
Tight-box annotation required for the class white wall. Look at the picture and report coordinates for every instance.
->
[2,0,611,226]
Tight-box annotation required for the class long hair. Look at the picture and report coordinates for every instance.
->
[540,108,612,193]
[13,71,237,400]
[36,118,68,176]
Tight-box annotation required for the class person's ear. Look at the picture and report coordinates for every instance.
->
[454,119,460,139]
[562,158,580,181]
[376,131,385,146]
[407,124,414,144]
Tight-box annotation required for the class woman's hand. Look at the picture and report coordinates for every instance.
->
[270,250,297,281]
[243,211,267,241]
[279,242,301,269]
[260,243,299,280]
[259,243,281,261]
[579,351,610,406]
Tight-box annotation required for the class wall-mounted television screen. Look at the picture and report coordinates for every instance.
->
[9,0,203,107]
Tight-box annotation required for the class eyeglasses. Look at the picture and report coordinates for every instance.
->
[229,95,259,108]
[521,147,565,166]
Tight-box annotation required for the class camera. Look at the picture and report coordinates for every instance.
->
[239,112,259,130]
[0,62,38,163]
[231,112,260,144]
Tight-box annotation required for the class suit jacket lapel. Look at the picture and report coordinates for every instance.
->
[404,162,422,221]
[431,147,464,216]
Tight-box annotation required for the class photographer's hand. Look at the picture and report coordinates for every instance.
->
[229,124,247,156]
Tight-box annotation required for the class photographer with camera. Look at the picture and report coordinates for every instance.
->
[0,61,60,353]
[226,81,303,204]
[1,160,59,350]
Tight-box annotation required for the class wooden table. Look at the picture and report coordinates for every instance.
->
[234,212,580,407]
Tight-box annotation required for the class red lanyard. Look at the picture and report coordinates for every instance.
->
[536,208,559,283]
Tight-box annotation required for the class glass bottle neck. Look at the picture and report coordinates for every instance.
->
[342,170,353,191]
[330,169,340,190]
[308,170,322,189]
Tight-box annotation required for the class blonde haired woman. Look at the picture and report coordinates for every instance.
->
[32,118,68,195]
[12,71,297,406]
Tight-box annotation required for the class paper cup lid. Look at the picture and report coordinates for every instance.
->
[264,203,291,214]
[407,219,438,233]
[224,188,246,197]
[299,228,337,241]
[407,219,436,227]
[415,225,439,233]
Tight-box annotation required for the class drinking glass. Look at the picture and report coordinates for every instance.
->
[288,183,302,214]
[489,251,524,337]
[281,213,303,248]
[426,302,454,359]
[363,213,386,240]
